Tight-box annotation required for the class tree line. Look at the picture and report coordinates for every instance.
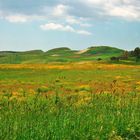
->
[110,47,140,62]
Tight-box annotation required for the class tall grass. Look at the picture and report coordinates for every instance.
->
[0,91,139,140]
[0,64,140,139]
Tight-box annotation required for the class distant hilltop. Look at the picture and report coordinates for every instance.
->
[0,46,139,64]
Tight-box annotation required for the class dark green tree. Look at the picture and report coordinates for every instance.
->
[134,47,140,61]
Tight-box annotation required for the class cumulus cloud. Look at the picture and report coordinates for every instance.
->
[66,16,81,24]
[104,4,140,20]
[83,0,140,20]
[0,0,140,22]
[66,16,92,27]
[40,23,74,32]
[5,15,28,23]
[0,0,140,34]
[76,30,92,35]
[3,14,46,23]
[40,23,92,35]
[52,4,69,17]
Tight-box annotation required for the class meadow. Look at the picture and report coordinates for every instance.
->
[0,62,140,140]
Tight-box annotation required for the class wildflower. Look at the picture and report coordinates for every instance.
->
[115,76,121,79]
[136,81,140,85]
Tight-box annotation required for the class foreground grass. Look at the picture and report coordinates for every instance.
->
[0,92,140,140]
[0,62,140,140]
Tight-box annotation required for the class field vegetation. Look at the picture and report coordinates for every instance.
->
[0,46,125,64]
[0,62,140,139]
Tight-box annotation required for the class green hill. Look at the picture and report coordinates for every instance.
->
[21,50,44,54]
[84,46,123,55]
[0,46,124,64]
[46,47,77,56]
[79,46,124,59]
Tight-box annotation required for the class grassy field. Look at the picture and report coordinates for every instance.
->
[0,46,124,64]
[0,62,140,140]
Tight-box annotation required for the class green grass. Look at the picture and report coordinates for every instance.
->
[0,92,140,140]
[0,46,124,64]
[82,46,123,55]
[0,64,140,139]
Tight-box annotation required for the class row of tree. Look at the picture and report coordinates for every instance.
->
[129,47,140,61]
[110,47,140,62]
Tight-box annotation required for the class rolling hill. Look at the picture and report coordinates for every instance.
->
[82,46,123,55]
[0,46,124,64]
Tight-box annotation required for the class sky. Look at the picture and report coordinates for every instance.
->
[0,0,140,51]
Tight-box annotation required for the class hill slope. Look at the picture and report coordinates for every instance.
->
[83,46,123,55]
[0,46,124,64]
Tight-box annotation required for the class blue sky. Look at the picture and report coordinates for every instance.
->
[0,0,140,51]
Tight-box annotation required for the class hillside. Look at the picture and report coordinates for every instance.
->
[0,46,124,64]
[76,46,124,59]
[83,46,123,55]
[46,47,77,56]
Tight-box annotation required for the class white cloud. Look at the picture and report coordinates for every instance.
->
[66,16,92,27]
[83,0,140,20]
[5,15,28,23]
[40,23,74,32]
[104,4,140,20]
[52,4,69,17]
[77,30,92,35]
[1,0,140,25]
[40,23,92,35]
[4,14,46,23]
[66,16,80,24]
[85,0,106,5]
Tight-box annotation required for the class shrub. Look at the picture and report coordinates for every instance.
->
[110,57,120,61]
[37,86,49,93]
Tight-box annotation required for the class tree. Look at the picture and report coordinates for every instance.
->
[129,50,134,57]
[134,47,140,61]
[121,51,129,60]
[110,57,120,62]
[97,58,102,61]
